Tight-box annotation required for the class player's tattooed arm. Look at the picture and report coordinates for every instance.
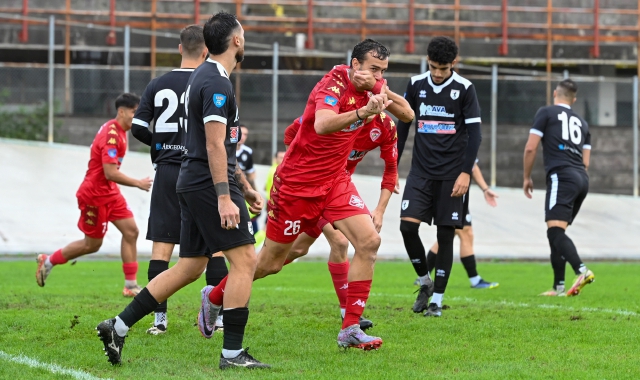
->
[234,165,264,215]
[234,165,252,193]
[383,87,414,123]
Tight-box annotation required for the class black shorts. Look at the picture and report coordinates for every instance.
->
[400,174,468,228]
[147,164,181,244]
[545,167,589,224]
[178,185,255,257]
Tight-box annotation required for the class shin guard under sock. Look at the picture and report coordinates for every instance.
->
[342,280,372,329]
[400,220,429,277]
[117,287,159,328]
[222,307,249,351]
[548,227,584,275]
[148,260,169,313]
[434,226,455,294]
[206,256,229,287]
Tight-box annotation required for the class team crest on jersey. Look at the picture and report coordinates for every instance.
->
[324,96,338,106]
[450,89,460,100]
[349,195,365,209]
[370,128,381,141]
[419,90,427,98]
[230,127,239,143]
[402,200,409,210]
[213,93,227,108]
[107,148,117,158]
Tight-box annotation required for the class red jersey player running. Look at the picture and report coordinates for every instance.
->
[36,93,153,296]
[199,39,414,350]
[282,111,398,330]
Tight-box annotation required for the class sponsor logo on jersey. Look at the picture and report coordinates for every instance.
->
[85,218,95,226]
[352,299,366,307]
[327,86,341,95]
[349,195,365,209]
[156,143,162,150]
[86,211,96,217]
[348,149,368,161]
[342,119,364,132]
[268,210,275,219]
[558,144,583,157]
[418,120,456,134]
[452,212,459,220]
[402,200,409,210]
[109,124,116,129]
[340,283,348,290]
[450,89,460,100]
[390,120,396,127]
[108,130,118,135]
[324,96,338,106]
[213,93,227,108]
[107,148,117,158]
[419,103,454,118]
[336,81,346,89]
[248,221,254,235]
[370,128,381,141]
[348,97,356,105]
[156,143,184,151]
[107,138,117,145]
[436,269,446,277]
[230,126,239,143]
[419,90,427,98]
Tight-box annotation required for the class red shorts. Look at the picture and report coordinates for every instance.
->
[77,193,133,239]
[266,176,369,244]
[305,217,330,239]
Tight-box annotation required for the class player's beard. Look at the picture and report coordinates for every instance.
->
[235,47,245,64]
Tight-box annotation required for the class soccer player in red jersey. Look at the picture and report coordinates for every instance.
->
[282,110,399,330]
[36,93,153,296]
[200,39,414,350]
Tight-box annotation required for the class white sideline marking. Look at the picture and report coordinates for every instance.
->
[266,287,638,317]
[0,350,111,380]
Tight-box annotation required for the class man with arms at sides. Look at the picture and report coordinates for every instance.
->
[397,36,482,317]
[202,39,414,350]
[423,161,499,290]
[131,24,229,336]
[235,124,261,234]
[96,12,269,369]
[281,111,399,331]
[36,93,151,296]
[523,79,594,297]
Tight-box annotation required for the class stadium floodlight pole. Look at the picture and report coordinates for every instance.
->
[633,75,638,197]
[48,15,55,144]
[346,50,351,66]
[124,25,130,93]
[272,42,279,159]
[420,56,427,74]
[490,64,498,188]
[563,70,569,79]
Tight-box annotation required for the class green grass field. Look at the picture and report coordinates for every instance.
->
[1,259,639,379]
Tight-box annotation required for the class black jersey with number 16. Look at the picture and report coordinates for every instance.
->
[176,58,240,193]
[530,104,591,175]
[132,69,193,165]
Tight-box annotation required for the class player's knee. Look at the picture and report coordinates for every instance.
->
[84,240,102,253]
[459,227,474,242]
[436,225,456,242]
[329,233,349,255]
[400,220,420,237]
[288,246,309,261]
[358,232,381,255]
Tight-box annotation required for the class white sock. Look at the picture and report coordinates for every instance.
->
[556,284,565,293]
[114,316,129,337]
[222,348,243,359]
[340,308,346,318]
[124,280,138,288]
[578,265,587,274]
[44,257,53,270]
[469,275,481,287]
[418,274,431,286]
[154,312,167,327]
[431,293,444,307]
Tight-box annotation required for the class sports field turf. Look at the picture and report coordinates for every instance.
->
[1,260,639,379]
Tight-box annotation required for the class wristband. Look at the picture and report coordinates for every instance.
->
[355,108,364,120]
[214,182,230,196]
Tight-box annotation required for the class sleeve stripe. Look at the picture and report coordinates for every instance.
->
[465,117,481,124]
[583,144,592,150]
[204,115,227,124]
[529,129,544,137]
[132,118,149,128]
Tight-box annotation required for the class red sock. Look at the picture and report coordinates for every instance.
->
[122,262,138,281]
[208,276,227,305]
[284,259,294,265]
[342,280,372,329]
[49,249,68,266]
[328,261,349,309]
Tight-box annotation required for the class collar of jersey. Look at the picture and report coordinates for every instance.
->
[427,71,458,94]
[206,58,229,78]
[173,68,195,72]
[556,103,571,109]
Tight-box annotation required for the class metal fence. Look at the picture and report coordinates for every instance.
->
[1,15,639,196]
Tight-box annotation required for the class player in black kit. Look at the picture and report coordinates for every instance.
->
[97,12,269,369]
[397,36,482,317]
[523,79,595,297]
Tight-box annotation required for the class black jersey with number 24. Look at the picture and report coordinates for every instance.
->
[530,104,591,175]
[132,69,193,165]
[176,58,240,193]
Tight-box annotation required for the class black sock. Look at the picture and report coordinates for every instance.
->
[117,287,159,328]
[222,307,249,351]
[549,250,566,290]
[400,220,428,277]
[148,260,169,313]
[206,257,229,287]
[426,250,437,274]
[460,255,478,279]
[548,227,584,275]
[434,226,455,294]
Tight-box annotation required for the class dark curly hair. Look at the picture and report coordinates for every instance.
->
[203,11,240,56]
[427,36,458,65]
[350,39,391,67]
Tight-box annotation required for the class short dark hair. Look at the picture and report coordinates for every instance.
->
[180,24,205,58]
[427,36,458,64]
[350,39,390,67]
[203,11,240,56]
[115,93,139,109]
[557,79,578,98]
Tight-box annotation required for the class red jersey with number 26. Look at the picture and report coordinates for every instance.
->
[276,64,373,196]
[76,119,127,205]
